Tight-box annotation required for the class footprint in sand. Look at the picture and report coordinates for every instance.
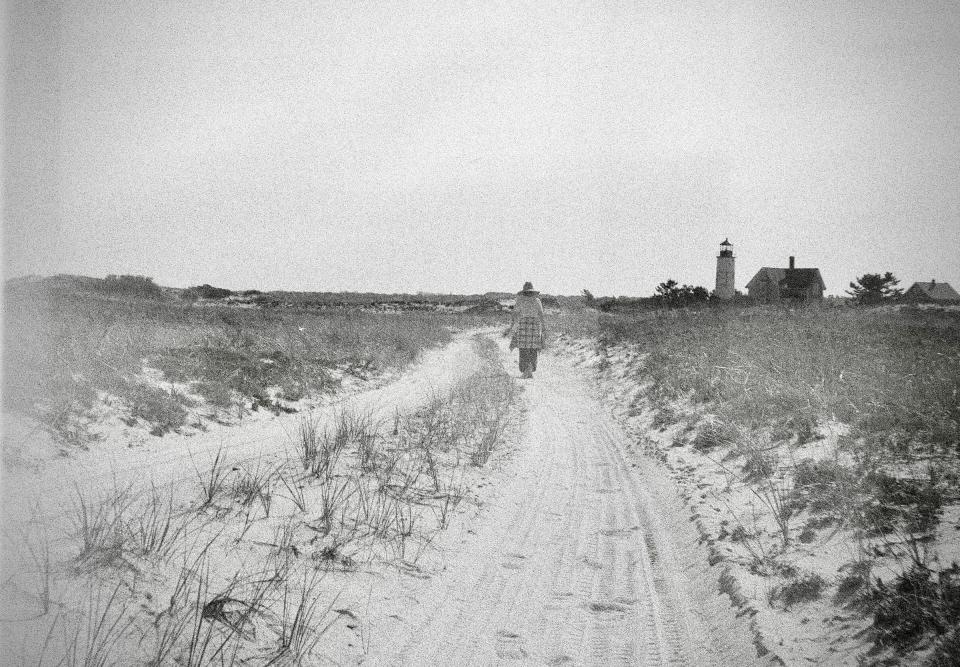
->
[599,528,633,538]
[501,552,526,570]
[495,629,528,659]
[587,597,636,614]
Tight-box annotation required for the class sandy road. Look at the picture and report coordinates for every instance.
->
[366,339,763,666]
[3,332,764,665]
[1,333,486,567]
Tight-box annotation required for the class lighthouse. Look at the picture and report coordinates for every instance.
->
[715,239,735,300]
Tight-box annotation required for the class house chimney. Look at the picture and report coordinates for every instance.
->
[789,256,795,269]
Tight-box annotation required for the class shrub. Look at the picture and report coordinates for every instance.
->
[869,471,943,535]
[793,459,852,490]
[651,405,679,430]
[741,450,776,481]
[114,381,190,436]
[769,572,827,609]
[101,274,164,299]
[928,627,960,666]
[185,284,232,300]
[834,560,873,608]
[871,563,960,652]
[652,280,710,308]
[771,414,821,445]
[843,471,946,538]
[691,419,738,452]
[191,381,233,408]
[791,459,856,516]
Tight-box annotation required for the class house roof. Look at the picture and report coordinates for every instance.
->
[746,268,784,290]
[781,269,826,291]
[746,267,826,292]
[747,266,827,290]
[906,281,960,301]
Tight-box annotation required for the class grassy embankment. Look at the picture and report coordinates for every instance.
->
[4,334,519,664]
[576,305,960,663]
[3,279,506,443]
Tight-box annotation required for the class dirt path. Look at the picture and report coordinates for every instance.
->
[360,339,764,666]
[1,333,486,569]
[3,333,765,665]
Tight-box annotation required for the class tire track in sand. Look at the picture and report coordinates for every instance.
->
[375,338,764,666]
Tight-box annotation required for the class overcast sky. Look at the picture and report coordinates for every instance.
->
[5,1,959,295]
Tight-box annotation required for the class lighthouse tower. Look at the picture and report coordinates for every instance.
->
[715,239,735,300]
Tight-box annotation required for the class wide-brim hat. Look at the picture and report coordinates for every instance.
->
[518,281,539,295]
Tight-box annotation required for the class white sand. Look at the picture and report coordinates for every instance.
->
[2,332,772,665]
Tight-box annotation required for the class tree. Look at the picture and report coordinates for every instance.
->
[582,289,595,306]
[654,279,679,301]
[653,280,710,308]
[847,272,902,304]
[689,286,710,302]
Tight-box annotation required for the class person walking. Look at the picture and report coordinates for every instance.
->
[509,281,546,378]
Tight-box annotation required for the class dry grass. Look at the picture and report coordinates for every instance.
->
[193,447,231,509]
[71,483,196,572]
[566,303,960,660]
[272,568,337,663]
[596,306,960,452]
[9,326,518,666]
[62,583,136,667]
[3,281,479,442]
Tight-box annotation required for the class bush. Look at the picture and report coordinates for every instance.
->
[691,419,738,452]
[791,459,855,516]
[113,381,191,436]
[185,284,233,300]
[652,280,710,308]
[843,471,946,537]
[928,627,960,666]
[769,572,827,609]
[651,405,680,430]
[871,564,960,652]
[834,560,872,608]
[191,381,234,408]
[793,459,852,490]
[868,471,943,535]
[101,274,164,299]
[741,450,776,481]
[771,414,821,445]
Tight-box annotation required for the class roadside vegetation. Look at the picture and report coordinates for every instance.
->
[3,276,508,445]
[3,333,520,665]
[557,303,960,665]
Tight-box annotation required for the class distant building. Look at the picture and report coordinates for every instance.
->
[746,256,825,304]
[714,239,735,300]
[903,280,960,303]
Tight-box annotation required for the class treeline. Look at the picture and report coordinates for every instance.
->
[583,270,958,312]
[583,280,721,312]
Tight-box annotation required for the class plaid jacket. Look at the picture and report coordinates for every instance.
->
[511,316,543,350]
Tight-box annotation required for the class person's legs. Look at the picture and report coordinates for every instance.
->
[530,349,538,372]
[519,349,534,377]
